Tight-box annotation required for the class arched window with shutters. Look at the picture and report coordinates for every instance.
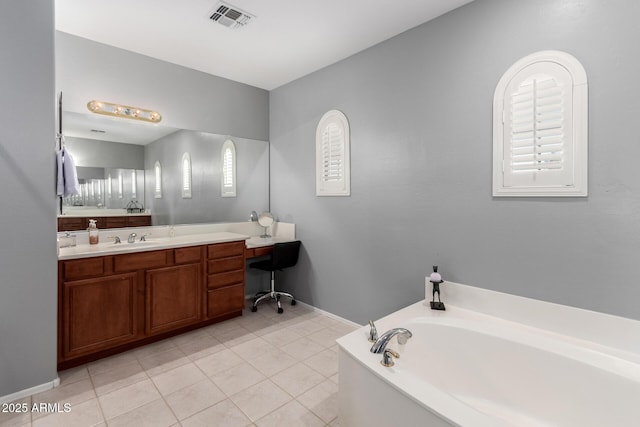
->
[154,161,162,198]
[181,152,192,199]
[316,109,350,196]
[221,139,237,197]
[493,51,588,197]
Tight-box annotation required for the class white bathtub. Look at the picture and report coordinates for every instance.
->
[337,283,640,426]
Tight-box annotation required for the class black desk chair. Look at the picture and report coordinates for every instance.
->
[250,240,301,314]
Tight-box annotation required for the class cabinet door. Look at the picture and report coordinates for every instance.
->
[207,284,245,318]
[62,273,138,358]
[146,263,201,335]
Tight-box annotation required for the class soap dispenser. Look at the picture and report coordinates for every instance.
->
[88,219,99,245]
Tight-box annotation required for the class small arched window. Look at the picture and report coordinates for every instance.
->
[493,50,588,197]
[316,109,350,196]
[181,152,192,199]
[154,161,162,198]
[221,139,237,197]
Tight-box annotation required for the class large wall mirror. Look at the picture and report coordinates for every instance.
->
[61,111,269,226]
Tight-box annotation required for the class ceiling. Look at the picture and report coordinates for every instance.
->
[63,111,178,145]
[55,0,474,91]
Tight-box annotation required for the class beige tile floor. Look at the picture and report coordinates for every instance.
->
[1,300,358,427]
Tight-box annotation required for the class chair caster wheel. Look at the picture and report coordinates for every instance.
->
[291,300,296,306]
[251,306,257,312]
[277,307,284,314]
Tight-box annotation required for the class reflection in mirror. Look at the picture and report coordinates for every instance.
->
[61,111,269,225]
[64,166,144,209]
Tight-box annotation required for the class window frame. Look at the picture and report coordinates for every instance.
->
[492,50,588,197]
[316,109,351,197]
[154,161,162,199]
[221,139,237,198]
[181,152,192,199]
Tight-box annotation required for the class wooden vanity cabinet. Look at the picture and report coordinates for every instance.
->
[58,241,246,370]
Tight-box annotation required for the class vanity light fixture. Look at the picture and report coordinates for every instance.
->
[87,100,162,123]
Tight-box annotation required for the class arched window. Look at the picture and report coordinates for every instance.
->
[154,161,162,198]
[493,51,588,197]
[181,152,192,199]
[316,109,350,196]
[221,139,237,197]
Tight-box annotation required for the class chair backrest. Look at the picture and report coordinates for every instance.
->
[271,240,301,270]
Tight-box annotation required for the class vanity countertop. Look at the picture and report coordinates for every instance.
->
[58,211,151,218]
[245,236,296,249]
[58,231,249,260]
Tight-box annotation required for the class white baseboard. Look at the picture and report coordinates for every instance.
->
[0,377,60,405]
[244,295,362,329]
[294,300,362,329]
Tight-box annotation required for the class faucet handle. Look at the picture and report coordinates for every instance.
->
[381,348,399,367]
[108,236,121,244]
[140,233,151,242]
[368,320,378,343]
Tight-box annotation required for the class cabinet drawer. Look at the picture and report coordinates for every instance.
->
[208,256,244,274]
[114,250,168,272]
[253,246,273,257]
[175,246,202,264]
[208,241,245,259]
[127,216,152,227]
[63,257,106,280]
[58,217,86,232]
[207,270,244,289]
[105,217,127,229]
[207,284,244,318]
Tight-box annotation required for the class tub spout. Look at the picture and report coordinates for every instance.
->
[370,328,412,354]
[368,320,378,343]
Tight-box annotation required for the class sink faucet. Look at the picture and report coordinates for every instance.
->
[127,233,137,243]
[370,328,412,354]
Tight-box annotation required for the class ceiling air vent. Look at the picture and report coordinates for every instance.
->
[209,2,255,29]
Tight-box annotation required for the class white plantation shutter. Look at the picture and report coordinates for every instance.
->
[221,139,236,197]
[493,51,587,197]
[154,161,162,198]
[322,123,344,182]
[316,110,350,196]
[182,152,192,199]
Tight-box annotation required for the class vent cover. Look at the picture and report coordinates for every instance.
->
[209,2,255,29]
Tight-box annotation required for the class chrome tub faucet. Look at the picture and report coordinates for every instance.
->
[370,327,412,354]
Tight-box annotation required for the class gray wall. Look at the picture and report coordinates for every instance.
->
[0,0,57,396]
[270,0,640,324]
[64,137,145,170]
[145,130,269,225]
[56,31,269,141]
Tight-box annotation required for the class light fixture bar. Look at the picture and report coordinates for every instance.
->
[87,100,162,123]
